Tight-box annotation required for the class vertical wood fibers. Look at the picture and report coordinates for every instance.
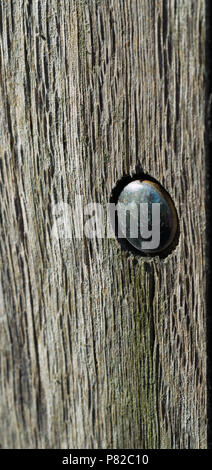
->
[0,0,207,448]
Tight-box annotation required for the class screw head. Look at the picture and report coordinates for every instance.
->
[116,179,178,255]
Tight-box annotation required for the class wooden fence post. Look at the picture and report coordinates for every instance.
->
[0,0,207,448]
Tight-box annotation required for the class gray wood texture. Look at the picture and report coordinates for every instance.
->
[0,0,207,448]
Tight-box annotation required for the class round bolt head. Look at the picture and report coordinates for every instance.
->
[116,179,178,255]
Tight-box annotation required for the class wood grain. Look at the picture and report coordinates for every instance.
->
[0,0,207,448]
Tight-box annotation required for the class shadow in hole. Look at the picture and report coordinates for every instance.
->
[109,164,180,260]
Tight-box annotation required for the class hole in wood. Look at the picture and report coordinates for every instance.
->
[110,172,180,258]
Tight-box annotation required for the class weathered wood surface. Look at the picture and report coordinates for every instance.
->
[0,0,207,448]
